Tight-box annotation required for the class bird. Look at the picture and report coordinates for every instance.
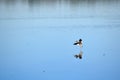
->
[73,39,83,47]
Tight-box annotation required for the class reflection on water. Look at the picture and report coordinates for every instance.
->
[0,0,120,10]
[74,50,83,59]
[0,0,120,18]
[0,0,119,8]
[28,0,58,7]
[0,0,119,6]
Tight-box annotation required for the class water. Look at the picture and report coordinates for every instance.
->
[0,0,120,80]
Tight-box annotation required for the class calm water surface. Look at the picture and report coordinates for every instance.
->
[0,0,120,80]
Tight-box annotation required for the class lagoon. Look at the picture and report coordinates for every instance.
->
[0,0,120,80]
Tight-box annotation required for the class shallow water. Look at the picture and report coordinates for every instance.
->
[0,0,120,80]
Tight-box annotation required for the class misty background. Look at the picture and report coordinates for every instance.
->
[0,0,120,19]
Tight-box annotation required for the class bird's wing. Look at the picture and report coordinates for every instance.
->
[73,43,78,45]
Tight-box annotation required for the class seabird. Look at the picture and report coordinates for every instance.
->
[73,39,83,47]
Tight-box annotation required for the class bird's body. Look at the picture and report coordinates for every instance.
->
[73,39,83,47]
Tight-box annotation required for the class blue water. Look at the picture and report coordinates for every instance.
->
[0,0,120,80]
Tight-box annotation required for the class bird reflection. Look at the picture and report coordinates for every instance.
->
[74,51,83,59]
